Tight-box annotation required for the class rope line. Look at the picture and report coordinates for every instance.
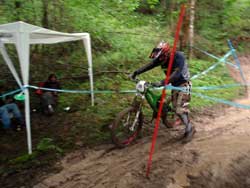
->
[0,88,24,98]
[0,82,249,110]
[191,45,238,69]
[1,82,249,98]
[191,50,234,80]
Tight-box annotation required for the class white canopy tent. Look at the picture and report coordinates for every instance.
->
[0,21,94,154]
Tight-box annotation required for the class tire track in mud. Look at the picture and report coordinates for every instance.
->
[34,128,188,188]
[34,128,249,188]
[36,116,250,188]
[187,151,250,188]
[35,56,250,188]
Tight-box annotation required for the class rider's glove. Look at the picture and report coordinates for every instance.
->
[129,71,137,80]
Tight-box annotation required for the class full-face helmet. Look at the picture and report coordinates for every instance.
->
[149,41,171,59]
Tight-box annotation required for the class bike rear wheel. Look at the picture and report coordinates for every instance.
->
[111,107,143,148]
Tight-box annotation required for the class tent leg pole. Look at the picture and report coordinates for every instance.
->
[24,89,32,154]
[89,67,94,106]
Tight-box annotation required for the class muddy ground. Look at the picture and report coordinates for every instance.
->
[30,56,250,188]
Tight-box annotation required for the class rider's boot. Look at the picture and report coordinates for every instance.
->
[182,125,196,143]
[178,113,196,143]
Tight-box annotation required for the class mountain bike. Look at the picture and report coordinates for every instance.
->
[110,80,177,148]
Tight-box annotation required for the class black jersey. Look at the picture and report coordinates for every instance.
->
[135,51,190,86]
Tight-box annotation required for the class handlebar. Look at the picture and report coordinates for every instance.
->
[128,73,164,88]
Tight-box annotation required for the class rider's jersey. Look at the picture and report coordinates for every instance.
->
[135,51,190,86]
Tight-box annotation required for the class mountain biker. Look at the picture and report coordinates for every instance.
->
[130,41,195,143]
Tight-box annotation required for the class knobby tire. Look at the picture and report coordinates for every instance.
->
[111,106,143,148]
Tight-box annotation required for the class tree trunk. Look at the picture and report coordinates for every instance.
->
[42,0,49,28]
[169,0,175,28]
[30,0,38,23]
[160,0,167,9]
[179,7,189,52]
[189,0,196,60]
[14,0,21,20]
[165,0,176,30]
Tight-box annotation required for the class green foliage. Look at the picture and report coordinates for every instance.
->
[146,0,159,8]
[223,0,250,36]
[9,152,37,164]
[8,138,63,165]
[36,138,63,154]
[195,0,250,53]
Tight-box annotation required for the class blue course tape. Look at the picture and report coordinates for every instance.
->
[192,92,250,109]
[183,83,249,91]
[50,82,244,94]
[227,40,247,84]
[31,84,248,94]
[191,50,233,80]
[162,83,249,91]
[0,88,24,98]
[191,61,221,80]
[1,84,249,110]
[30,83,247,95]
[192,46,238,69]
[28,85,136,94]
[163,85,250,109]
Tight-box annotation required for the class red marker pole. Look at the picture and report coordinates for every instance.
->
[146,4,186,177]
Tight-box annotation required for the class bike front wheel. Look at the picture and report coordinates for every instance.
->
[111,107,143,148]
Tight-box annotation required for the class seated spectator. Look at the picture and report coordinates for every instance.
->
[41,74,61,115]
[0,89,24,131]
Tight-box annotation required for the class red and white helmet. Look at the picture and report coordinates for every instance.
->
[149,41,171,59]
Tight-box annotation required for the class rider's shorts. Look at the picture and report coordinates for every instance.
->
[172,81,192,115]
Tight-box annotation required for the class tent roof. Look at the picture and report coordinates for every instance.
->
[0,21,89,44]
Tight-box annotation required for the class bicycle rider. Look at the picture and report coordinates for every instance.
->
[130,41,195,143]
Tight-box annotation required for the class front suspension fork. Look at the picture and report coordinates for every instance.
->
[130,106,141,131]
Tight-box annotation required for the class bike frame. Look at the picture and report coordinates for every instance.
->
[133,85,162,113]
[145,88,162,112]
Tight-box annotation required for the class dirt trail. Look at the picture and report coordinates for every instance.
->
[35,56,250,188]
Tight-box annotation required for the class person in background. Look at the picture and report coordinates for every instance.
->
[0,87,24,131]
[41,74,61,115]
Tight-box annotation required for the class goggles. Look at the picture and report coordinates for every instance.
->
[149,47,162,59]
